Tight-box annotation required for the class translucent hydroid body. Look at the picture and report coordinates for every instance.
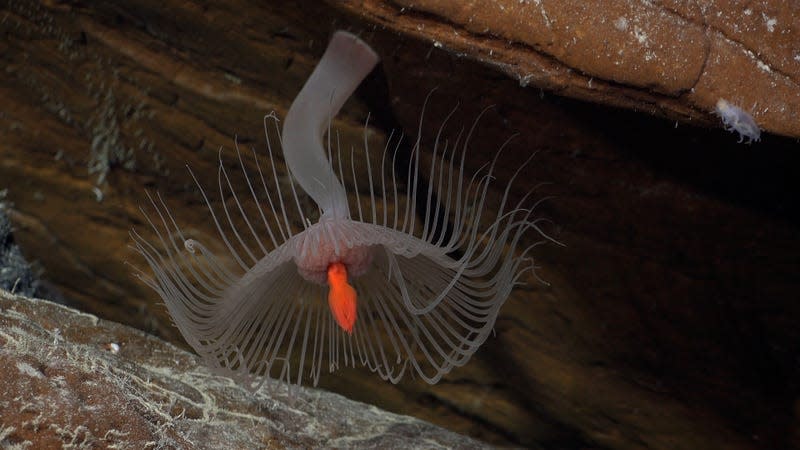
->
[132,31,553,390]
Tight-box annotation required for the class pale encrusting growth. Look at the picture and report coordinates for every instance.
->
[131,31,554,391]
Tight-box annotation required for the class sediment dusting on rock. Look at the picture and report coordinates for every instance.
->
[0,290,490,449]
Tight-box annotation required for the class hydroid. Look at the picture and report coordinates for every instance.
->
[131,31,555,391]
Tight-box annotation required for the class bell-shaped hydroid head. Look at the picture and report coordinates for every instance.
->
[131,31,555,391]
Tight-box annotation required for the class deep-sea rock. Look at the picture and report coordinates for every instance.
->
[0,289,489,449]
[337,0,800,139]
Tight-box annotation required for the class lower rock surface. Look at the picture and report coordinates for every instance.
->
[0,290,488,450]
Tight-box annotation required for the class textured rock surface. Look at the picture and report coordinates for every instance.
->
[0,289,489,449]
[1,1,799,449]
[339,0,800,139]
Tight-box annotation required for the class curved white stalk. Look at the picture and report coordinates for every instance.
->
[282,31,379,218]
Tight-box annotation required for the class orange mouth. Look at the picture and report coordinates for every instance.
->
[326,262,357,334]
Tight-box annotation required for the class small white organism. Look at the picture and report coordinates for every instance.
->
[715,99,761,144]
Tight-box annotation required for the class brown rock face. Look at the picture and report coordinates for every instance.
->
[0,290,489,449]
[1,1,799,449]
[341,0,800,139]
